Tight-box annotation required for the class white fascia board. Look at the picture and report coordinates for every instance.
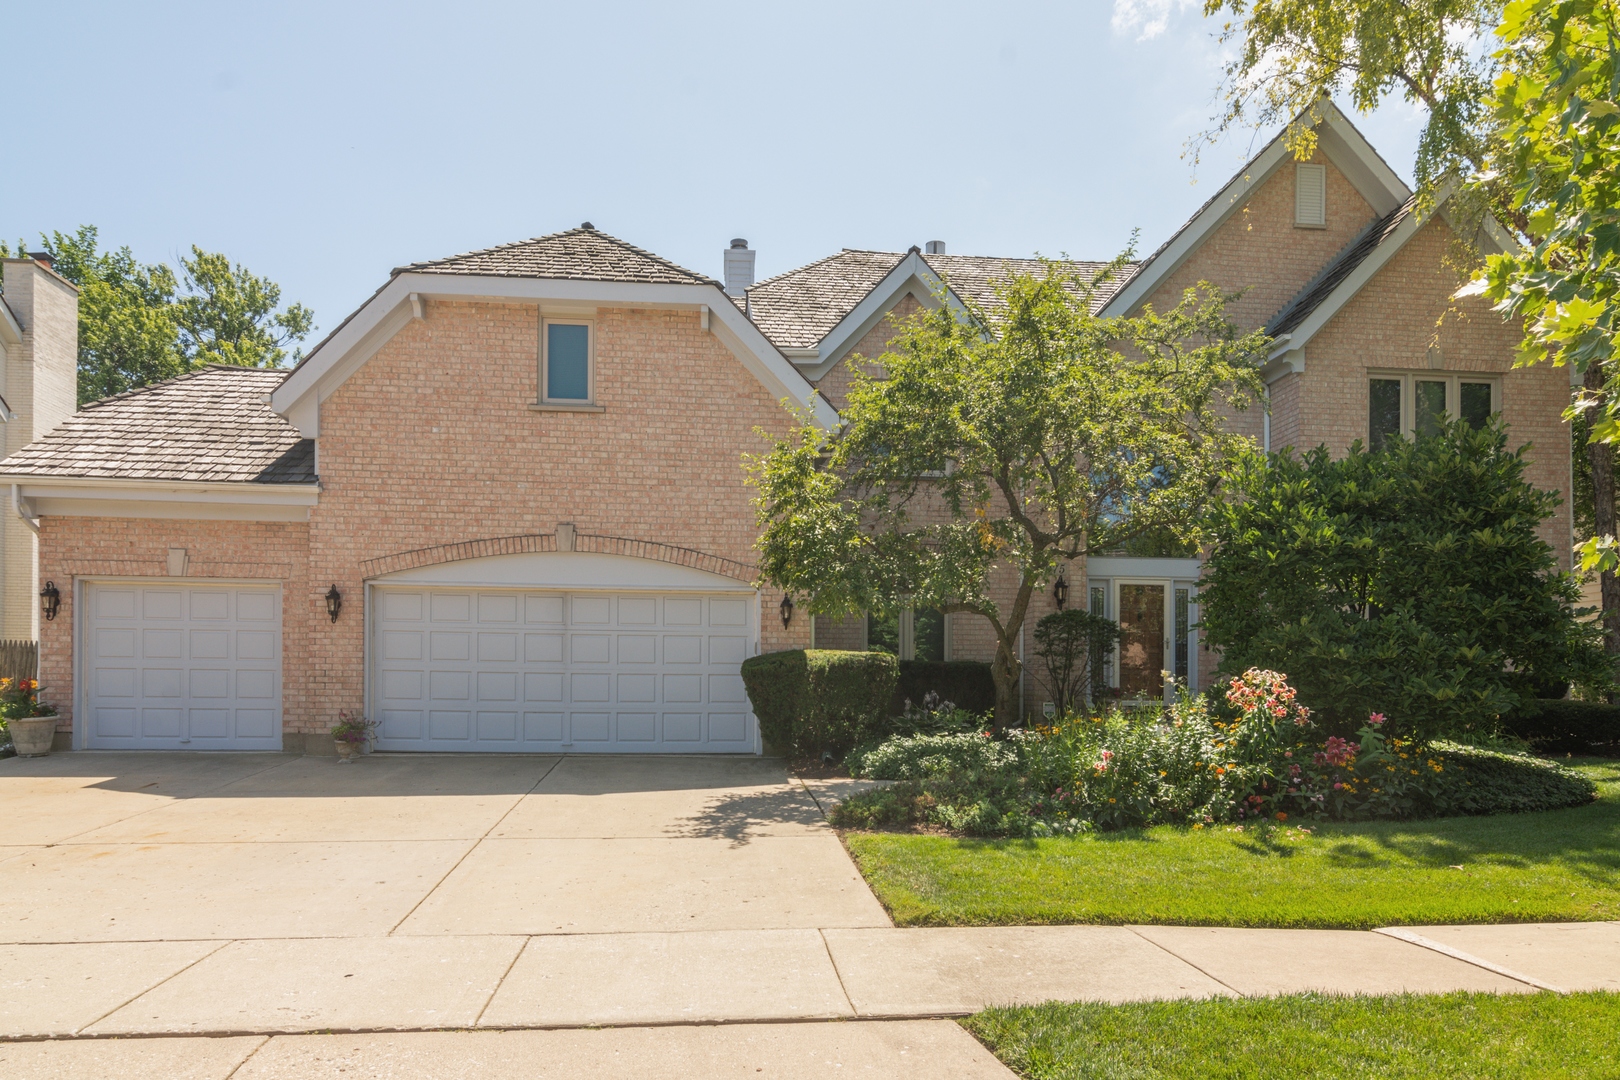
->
[1099,100,1413,319]
[1272,211,1429,355]
[1085,554,1203,580]
[0,298,20,346]
[27,497,311,522]
[2,477,320,506]
[271,273,836,434]
[797,253,969,382]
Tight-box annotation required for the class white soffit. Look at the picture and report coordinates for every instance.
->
[270,273,839,435]
[1099,99,1413,319]
[372,551,758,592]
[0,298,20,346]
[1,478,320,523]
[797,252,970,381]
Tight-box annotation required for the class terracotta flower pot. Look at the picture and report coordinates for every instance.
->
[9,715,58,757]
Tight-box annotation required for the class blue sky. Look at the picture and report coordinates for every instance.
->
[3,1,1426,342]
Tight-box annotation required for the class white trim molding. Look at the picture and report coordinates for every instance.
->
[792,251,974,382]
[270,273,840,435]
[0,476,321,522]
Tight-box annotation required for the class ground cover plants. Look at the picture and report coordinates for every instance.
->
[835,669,1596,837]
[962,991,1620,1080]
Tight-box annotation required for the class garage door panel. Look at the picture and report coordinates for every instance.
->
[84,584,283,750]
[372,587,757,753]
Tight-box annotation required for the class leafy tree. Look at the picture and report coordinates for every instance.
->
[1032,608,1122,720]
[1198,0,1503,193]
[2,226,312,404]
[749,263,1268,727]
[1471,0,1620,655]
[1200,420,1608,742]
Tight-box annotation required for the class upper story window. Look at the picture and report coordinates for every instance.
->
[1295,163,1327,228]
[543,320,593,403]
[1368,371,1498,450]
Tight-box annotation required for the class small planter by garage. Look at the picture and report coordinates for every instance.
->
[9,715,58,758]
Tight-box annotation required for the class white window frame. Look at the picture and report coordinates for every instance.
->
[865,606,952,661]
[540,317,595,405]
[1368,370,1501,441]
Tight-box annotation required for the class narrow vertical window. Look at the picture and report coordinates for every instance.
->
[1089,584,1110,701]
[1415,379,1448,439]
[1369,379,1402,450]
[866,610,899,655]
[545,322,591,402]
[1174,588,1190,684]
[1460,381,1493,429]
[913,608,946,662]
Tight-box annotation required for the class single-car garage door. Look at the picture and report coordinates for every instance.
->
[371,588,757,753]
[83,582,284,750]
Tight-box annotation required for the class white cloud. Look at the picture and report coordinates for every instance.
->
[1111,0,1199,41]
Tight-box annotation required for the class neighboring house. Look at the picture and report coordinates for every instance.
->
[0,102,1573,752]
[0,255,78,646]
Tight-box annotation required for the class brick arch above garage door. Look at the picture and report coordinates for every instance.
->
[359,531,756,584]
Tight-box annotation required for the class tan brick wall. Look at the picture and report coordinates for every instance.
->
[814,293,924,411]
[37,517,311,736]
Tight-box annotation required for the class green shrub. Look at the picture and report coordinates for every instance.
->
[1201,422,1611,742]
[740,649,898,757]
[1032,609,1121,718]
[848,732,1015,780]
[892,660,995,716]
[1503,699,1620,752]
[1430,742,1599,814]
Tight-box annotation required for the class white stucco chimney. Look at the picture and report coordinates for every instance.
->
[723,238,755,297]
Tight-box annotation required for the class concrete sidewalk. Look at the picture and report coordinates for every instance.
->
[3,921,1614,1040]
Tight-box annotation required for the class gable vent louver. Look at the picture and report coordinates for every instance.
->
[1295,163,1327,228]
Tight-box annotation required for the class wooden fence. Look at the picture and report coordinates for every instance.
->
[0,640,38,683]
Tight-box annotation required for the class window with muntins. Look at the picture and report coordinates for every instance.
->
[1368,372,1498,449]
[544,321,592,402]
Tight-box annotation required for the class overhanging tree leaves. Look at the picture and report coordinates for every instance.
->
[749,263,1269,727]
[1198,0,1503,193]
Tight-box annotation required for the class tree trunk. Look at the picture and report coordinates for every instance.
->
[1585,364,1620,659]
[990,637,1021,731]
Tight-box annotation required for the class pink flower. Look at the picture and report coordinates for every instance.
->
[1284,751,1292,758]
[1368,713,1385,726]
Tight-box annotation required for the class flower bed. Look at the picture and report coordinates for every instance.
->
[833,669,1597,836]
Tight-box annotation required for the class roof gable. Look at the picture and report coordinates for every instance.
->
[398,226,720,287]
[1099,99,1411,319]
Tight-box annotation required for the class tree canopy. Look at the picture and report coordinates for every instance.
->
[1,226,313,404]
[1198,0,1502,192]
[749,263,1268,726]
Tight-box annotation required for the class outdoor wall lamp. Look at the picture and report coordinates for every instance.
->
[1051,569,1069,610]
[779,593,795,628]
[40,580,60,622]
[325,584,343,623]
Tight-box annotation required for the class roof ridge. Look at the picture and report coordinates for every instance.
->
[80,364,286,412]
[747,249,902,292]
[400,226,720,287]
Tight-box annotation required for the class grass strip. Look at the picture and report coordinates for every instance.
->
[962,991,1620,1079]
[843,759,1620,929]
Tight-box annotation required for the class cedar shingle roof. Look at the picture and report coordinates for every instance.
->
[1266,196,1416,337]
[744,249,1133,350]
[397,226,720,287]
[0,367,314,484]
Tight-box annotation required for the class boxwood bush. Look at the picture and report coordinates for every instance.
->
[741,649,899,757]
[1503,699,1620,753]
[891,660,995,716]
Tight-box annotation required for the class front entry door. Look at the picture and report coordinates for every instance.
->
[1117,583,1166,701]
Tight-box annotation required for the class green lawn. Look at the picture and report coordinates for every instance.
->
[962,992,1620,1079]
[842,758,1620,929]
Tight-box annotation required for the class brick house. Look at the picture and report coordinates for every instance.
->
[0,102,1574,752]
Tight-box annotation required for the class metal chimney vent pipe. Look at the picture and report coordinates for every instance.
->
[924,240,946,255]
[723,238,755,297]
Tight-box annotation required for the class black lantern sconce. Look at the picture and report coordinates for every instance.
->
[325,584,343,623]
[1051,568,1069,611]
[40,580,60,622]
[779,593,795,628]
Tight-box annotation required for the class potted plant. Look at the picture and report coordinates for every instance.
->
[2,678,59,758]
[330,711,373,763]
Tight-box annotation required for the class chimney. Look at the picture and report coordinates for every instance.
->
[27,251,53,270]
[723,238,755,297]
[924,240,946,255]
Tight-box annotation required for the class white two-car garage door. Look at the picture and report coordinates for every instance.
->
[83,583,284,750]
[371,588,757,753]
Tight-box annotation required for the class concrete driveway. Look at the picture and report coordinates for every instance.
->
[0,751,889,944]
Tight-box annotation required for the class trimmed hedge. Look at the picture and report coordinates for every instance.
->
[1503,699,1620,752]
[891,660,995,716]
[741,649,899,757]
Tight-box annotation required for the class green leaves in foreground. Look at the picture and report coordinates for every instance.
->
[964,991,1620,1080]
